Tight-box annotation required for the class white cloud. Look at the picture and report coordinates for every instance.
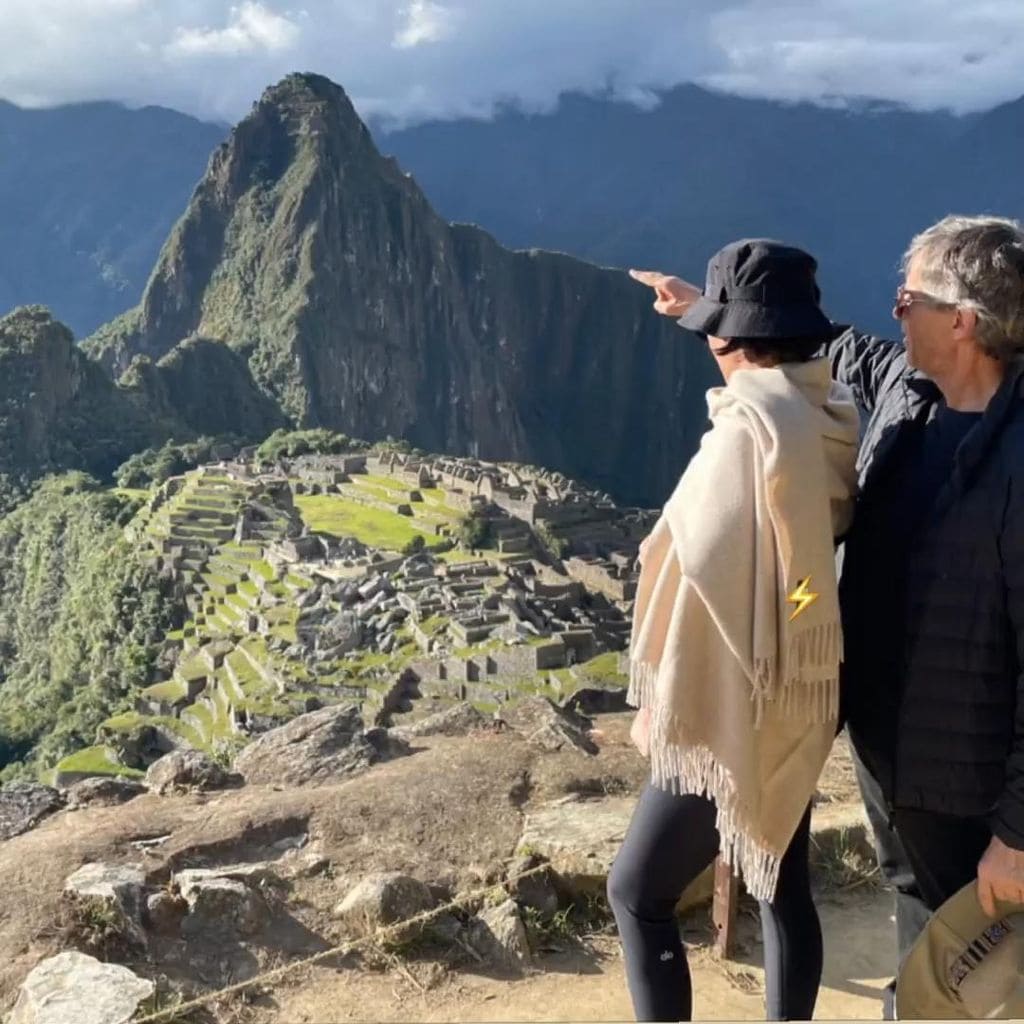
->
[0,1,1021,126]
[167,3,301,58]
[392,1,456,50]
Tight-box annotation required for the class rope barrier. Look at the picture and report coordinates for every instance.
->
[133,856,585,1023]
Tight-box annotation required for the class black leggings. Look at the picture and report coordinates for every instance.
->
[607,782,821,1022]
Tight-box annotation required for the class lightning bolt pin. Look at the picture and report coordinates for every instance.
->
[786,576,819,622]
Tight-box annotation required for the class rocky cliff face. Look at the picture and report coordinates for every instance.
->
[118,338,286,442]
[0,307,158,482]
[85,74,717,507]
[0,308,281,487]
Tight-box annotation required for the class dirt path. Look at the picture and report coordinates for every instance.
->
[266,888,894,1022]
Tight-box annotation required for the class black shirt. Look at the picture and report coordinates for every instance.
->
[840,402,982,757]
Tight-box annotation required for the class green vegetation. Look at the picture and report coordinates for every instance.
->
[53,744,145,779]
[0,473,176,782]
[534,521,567,559]
[0,307,164,489]
[575,651,625,684]
[456,508,492,550]
[257,428,366,463]
[114,436,237,489]
[295,494,448,553]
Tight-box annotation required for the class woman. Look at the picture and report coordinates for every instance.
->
[608,239,859,1022]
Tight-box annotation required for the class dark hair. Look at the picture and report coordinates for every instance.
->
[710,335,825,364]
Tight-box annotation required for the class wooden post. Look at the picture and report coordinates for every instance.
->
[712,856,739,958]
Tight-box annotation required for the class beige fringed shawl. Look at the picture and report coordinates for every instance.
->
[627,357,859,901]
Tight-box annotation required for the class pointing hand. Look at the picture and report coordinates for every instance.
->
[629,269,701,317]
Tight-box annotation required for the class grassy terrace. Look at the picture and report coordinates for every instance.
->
[54,745,145,779]
[101,710,206,749]
[143,678,189,703]
[295,494,447,553]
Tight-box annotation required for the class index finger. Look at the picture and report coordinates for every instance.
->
[978,876,997,918]
[628,269,665,286]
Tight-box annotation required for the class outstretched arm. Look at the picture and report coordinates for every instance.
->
[628,269,906,413]
[822,327,905,415]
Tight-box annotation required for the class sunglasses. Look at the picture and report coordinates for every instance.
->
[893,287,956,320]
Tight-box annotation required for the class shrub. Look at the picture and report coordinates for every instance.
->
[457,510,491,549]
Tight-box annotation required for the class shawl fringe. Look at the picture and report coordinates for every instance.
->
[751,621,843,725]
[626,659,659,710]
[646,719,783,902]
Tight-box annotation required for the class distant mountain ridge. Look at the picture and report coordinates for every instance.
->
[3,85,1022,341]
[378,84,1024,336]
[81,74,718,507]
[0,100,226,337]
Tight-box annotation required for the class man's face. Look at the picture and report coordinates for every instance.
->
[895,256,958,376]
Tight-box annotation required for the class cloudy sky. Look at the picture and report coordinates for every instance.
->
[2,1,1023,127]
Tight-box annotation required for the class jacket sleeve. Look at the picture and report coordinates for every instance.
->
[821,325,905,414]
[994,471,1024,849]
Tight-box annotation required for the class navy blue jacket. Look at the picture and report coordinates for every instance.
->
[829,327,1024,848]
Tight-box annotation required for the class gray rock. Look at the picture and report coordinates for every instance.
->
[145,749,240,795]
[499,696,597,755]
[144,890,186,935]
[506,854,560,917]
[65,777,146,810]
[321,610,362,653]
[180,877,267,938]
[518,797,712,911]
[174,862,280,895]
[232,704,410,787]
[466,899,532,968]
[561,686,628,716]
[64,863,147,947]
[0,782,64,841]
[356,590,387,620]
[424,910,462,944]
[8,951,153,1024]
[390,702,491,741]
[357,576,388,602]
[335,872,435,943]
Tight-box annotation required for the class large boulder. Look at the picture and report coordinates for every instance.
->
[499,697,598,755]
[65,777,146,810]
[179,877,267,939]
[390,702,492,741]
[145,749,240,795]
[63,863,147,948]
[0,782,64,841]
[9,951,153,1024]
[334,872,436,944]
[465,899,532,969]
[144,890,187,936]
[561,685,628,716]
[233,704,410,787]
[518,795,712,911]
[505,853,560,917]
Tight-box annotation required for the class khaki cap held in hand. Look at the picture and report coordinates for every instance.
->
[896,881,1024,1019]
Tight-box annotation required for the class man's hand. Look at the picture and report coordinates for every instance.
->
[977,835,1024,916]
[630,706,651,757]
[629,269,702,317]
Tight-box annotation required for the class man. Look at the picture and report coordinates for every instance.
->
[631,214,1024,1011]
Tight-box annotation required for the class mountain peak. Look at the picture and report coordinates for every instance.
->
[250,72,368,142]
[82,73,718,506]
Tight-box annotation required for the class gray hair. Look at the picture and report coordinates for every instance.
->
[903,215,1024,361]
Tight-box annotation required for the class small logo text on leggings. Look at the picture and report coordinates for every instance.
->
[660,951,674,962]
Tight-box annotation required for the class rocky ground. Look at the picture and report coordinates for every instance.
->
[0,707,888,1023]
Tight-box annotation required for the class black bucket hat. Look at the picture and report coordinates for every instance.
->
[677,238,833,340]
